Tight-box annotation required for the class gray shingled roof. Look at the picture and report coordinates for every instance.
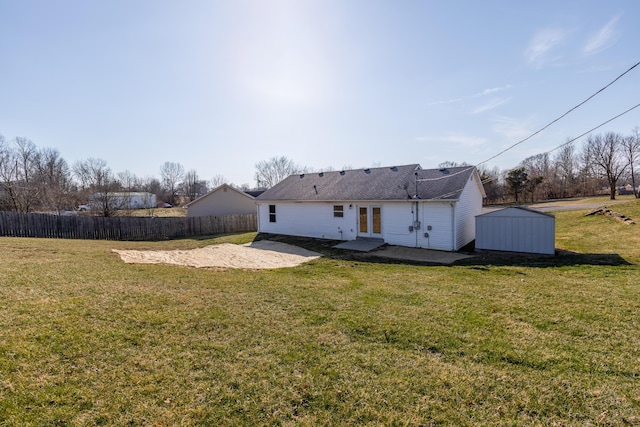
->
[415,166,477,200]
[256,164,477,202]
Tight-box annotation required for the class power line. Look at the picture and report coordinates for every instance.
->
[545,102,640,155]
[416,166,474,182]
[478,101,640,186]
[420,99,640,196]
[477,60,640,166]
[417,61,640,199]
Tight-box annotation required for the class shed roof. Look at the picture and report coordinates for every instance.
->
[256,164,480,202]
[478,206,555,218]
[184,184,257,208]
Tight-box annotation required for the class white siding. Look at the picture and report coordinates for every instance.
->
[417,202,455,250]
[258,201,458,250]
[380,202,418,247]
[257,202,357,241]
[257,172,485,252]
[453,174,484,250]
[475,208,555,254]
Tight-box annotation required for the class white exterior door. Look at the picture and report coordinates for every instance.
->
[357,206,382,238]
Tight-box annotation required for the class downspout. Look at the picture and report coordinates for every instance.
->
[450,202,455,251]
[414,171,419,248]
[256,203,261,232]
[415,201,419,248]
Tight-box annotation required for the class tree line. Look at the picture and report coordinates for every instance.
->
[0,133,241,216]
[2,129,639,215]
[480,130,640,204]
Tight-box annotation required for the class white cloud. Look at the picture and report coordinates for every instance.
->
[492,115,534,140]
[415,133,487,147]
[583,15,621,56]
[471,97,511,115]
[524,28,570,68]
[429,84,513,105]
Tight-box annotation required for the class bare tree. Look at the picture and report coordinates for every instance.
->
[438,160,469,169]
[13,138,40,212]
[0,134,16,211]
[34,147,73,213]
[477,165,503,204]
[73,158,120,216]
[140,176,162,215]
[622,128,640,198]
[182,169,200,202]
[586,132,628,200]
[553,141,577,198]
[0,136,74,212]
[578,141,600,197]
[140,176,162,195]
[160,161,184,205]
[210,174,227,188]
[0,137,40,212]
[117,170,138,213]
[521,153,550,201]
[255,156,303,188]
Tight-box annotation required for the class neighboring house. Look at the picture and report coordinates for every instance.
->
[475,207,555,255]
[185,184,263,218]
[256,164,486,251]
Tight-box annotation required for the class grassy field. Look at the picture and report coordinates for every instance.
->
[114,207,187,217]
[1,200,639,425]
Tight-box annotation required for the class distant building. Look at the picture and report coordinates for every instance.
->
[89,192,157,210]
[185,184,264,217]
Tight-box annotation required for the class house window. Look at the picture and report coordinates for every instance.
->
[269,205,276,222]
[333,205,344,218]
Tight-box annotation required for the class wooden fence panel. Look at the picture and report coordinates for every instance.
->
[0,212,257,241]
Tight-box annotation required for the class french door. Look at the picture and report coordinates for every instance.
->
[358,206,382,238]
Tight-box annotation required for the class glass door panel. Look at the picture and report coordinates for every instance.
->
[372,207,381,234]
[359,207,368,233]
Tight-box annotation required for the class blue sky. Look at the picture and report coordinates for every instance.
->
[1,0,639,186]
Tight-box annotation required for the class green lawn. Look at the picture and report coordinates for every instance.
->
[1,201,639,425]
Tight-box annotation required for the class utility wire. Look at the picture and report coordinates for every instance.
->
[544,102,640,155]
[478,101,640,186]
[415,61,640,199]
[477,60,640,166]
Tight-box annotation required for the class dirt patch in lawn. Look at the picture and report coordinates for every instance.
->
[112,240,321,269]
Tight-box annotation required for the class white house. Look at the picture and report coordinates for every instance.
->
[475,207,555,255]
[255,164,486,251]
[185,184,263,218]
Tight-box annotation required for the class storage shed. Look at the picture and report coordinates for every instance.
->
[475,207,555,255]
[185,184,262,218]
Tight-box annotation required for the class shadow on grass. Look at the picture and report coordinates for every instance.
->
[254,233,632,268]
[454,250,631,268]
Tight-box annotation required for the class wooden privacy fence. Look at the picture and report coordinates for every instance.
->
[0,212,257,241]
